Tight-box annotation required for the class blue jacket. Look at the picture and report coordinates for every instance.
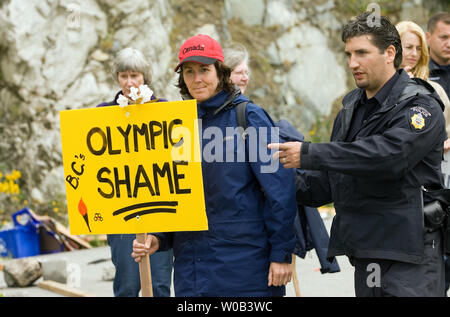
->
[157,90,297,297]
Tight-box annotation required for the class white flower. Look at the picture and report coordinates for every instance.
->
[121,85,154,106]
[117,94,128,108]
[128,86,140,101]
[139,84,153,103]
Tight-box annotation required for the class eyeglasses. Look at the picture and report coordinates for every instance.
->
[232,70,250,77]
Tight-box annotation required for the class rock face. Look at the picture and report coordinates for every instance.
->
[0,0,447,211]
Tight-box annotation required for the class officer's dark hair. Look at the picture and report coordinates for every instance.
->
[176,61,235,99]
[427,12,450,34]
[342,11,403,69]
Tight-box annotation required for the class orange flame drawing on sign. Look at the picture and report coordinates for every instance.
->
[78,198,87,215]
[78,197,91,232]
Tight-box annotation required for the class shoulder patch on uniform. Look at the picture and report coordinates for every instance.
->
[408,106,431,131]
[410,106,431,118]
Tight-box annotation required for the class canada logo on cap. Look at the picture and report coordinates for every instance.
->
[175,34,224,71]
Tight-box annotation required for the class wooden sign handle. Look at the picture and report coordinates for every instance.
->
[292,254,301,297]
[136,233,153,297]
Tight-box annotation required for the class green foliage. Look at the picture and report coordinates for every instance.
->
[88,235,108,248]
[307,114,333,143]
[0,169,68,227]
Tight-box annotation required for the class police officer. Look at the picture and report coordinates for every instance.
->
[269,12,447,297]
[427,12,450,99]
[426,11,450,293]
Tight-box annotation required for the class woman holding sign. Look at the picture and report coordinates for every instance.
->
[132,35,297,297]
[97,47,173,297]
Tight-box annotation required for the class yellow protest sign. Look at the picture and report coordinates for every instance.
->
[59,100,207,235]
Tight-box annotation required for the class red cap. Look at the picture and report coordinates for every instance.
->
[174,34,224,71]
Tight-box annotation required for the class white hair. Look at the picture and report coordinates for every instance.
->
[112,47,152,84]
[223,43,249,71]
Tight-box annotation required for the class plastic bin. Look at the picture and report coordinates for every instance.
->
[12,208,40,227]
[12,208,65,255]
[0,208,65,258]
[0,225,40,258]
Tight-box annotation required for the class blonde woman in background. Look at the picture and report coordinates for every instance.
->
[396,21,450,152]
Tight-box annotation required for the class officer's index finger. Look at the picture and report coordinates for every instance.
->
[268,143,290,151]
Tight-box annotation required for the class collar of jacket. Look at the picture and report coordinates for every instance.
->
[429,58,443,72]
[339,69,410,140]
[196,89,241,118]
[112,90,123,104]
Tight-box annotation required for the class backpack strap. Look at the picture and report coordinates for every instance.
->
[235,101,249,140]
[236,101,248,130]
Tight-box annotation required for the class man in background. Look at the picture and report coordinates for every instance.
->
[427,12,450,97]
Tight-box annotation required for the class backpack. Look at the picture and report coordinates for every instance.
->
[233,101,305,142]
[231,100,340,272]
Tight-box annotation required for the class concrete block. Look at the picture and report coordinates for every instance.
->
[41,259,68,284]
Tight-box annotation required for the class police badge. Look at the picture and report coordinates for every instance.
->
[411,113,425,130]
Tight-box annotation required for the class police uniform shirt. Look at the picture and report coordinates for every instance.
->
[429,58,450,98]
[345,71,400,142]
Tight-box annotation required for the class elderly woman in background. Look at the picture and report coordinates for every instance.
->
[396,21,450,151]
[96,47,173,297]
[98,48,162,107]
[132,34,297,297]
[223,43,250,94]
